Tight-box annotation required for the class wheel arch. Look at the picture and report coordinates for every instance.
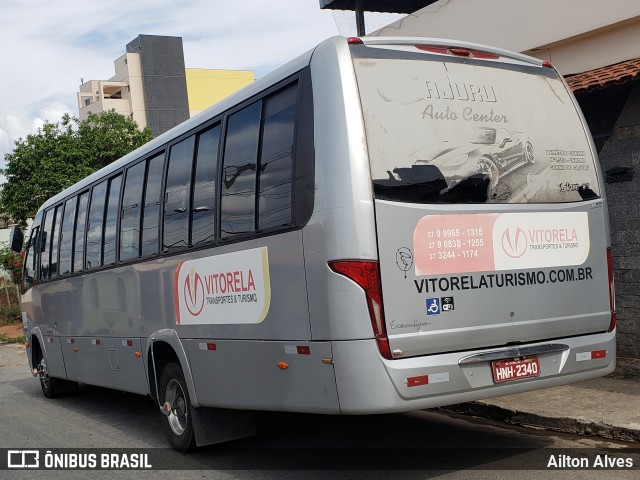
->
[29,327,45,370]
[146,329,200,407]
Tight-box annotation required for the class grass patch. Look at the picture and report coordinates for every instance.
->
[0,305,21,326]
[0,333,25,344]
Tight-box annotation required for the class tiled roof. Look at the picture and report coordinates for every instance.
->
[565,58,640,94]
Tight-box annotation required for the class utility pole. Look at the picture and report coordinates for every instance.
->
[355,0,366,36]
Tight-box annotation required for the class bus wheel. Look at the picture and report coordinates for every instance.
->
[159,362,196,452]
[37,357,58,399]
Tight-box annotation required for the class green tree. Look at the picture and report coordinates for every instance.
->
[0,110,152,223]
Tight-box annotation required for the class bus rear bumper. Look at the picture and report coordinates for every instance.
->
[331,331,616,414]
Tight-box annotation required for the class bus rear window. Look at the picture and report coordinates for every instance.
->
[352,52,600,204]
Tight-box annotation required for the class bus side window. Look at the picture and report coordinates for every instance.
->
[163,137,195,251]
[86,180,108,270]
[23,226,40,286]
[73,192,90,273]
[221,101,261,237]
[120,162,145,261]
[141,153,165,256]
[59,197,77,275]
[191,125,221,246]
[49,206,63,278]
[103,174,123,265]
[39,209,54,280]
[258,83,298,230]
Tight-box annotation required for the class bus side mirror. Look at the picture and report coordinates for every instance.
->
[8,227,23,252]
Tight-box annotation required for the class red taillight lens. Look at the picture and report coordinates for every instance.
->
[450,48,472,57]
[328,260,392,359]
[607,247,616,332]
[416,45,499,59]
[416,45,449,55]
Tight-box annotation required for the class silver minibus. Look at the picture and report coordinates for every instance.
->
[14,36,615,451]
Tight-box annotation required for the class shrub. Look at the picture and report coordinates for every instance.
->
[0,247,24,285]
[0,305,21,325]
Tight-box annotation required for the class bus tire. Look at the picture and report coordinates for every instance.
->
[37,355,77,398]
[37,357,58,399]
[159,362,196,452]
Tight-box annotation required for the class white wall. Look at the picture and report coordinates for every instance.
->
[373,0,640,74]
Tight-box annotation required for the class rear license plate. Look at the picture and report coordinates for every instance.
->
[492,356,540,383]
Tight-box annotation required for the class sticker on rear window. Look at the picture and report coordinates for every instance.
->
[395,247,413,278]
[426,297,441,315]
[413,212,589,276]
[441,297,455,311]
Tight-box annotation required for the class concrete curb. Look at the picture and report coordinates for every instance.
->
[441,402,640,443]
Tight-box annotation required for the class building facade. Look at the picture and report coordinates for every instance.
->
[78,35,254,136]
[185,68,255,118]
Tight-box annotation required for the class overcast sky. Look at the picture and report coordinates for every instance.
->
[0,0,360,175]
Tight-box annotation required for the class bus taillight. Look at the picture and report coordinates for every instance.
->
[328,260,392,359]
[607,247,616,332]
[416,45,499,59]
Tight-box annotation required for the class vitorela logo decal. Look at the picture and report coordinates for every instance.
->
[174,247,271,325]
[183,269,205,316]
[413,212,589,275]
[501,227,528,259]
